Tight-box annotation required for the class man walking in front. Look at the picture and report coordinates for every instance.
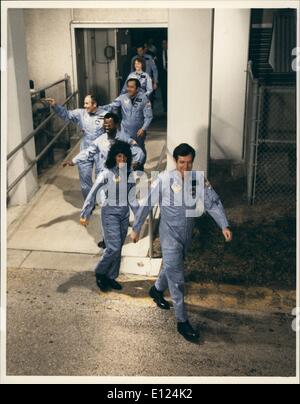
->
[131,144,232,343]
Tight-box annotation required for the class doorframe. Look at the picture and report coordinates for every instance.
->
[70,22,168,103]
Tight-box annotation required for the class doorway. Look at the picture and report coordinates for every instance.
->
[74,26,168,129]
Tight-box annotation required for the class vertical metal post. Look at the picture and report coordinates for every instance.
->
[251,86,264,205]
[64,74,72,148]
[247,79,258,203]
[148,210,154,259]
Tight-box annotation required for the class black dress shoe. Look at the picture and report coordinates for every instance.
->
[149,286,170,310]
[96,274,110,292]
[177,321,200,343]
[107,279,123,291]
[98,240,106,249]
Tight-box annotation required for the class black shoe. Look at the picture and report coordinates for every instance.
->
[98,240,106,249]
[149,286,170,310]
[177,321,200,343]
[96,274,110,292]
[107,279,123,291]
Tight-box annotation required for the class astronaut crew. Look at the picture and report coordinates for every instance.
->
[130,144,233,343]
[46,95,106,200]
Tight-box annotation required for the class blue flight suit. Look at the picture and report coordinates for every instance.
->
[131,54,159,84]
[53,104,106,199]
[103,91,153,159]
[121,71,153,98]
[132,170,230,323]
[81,167,138,280]
[72,130,146,170]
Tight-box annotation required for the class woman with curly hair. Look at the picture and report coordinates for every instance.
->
[121,56,153,97]
[80,141,139,292]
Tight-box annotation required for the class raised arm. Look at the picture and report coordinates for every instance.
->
[49,100,82,125]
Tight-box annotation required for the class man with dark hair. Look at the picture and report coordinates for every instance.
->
[103,79,153,168]
[131,45,159,91]
[63,112,145,173]
[131,144,232,343]
[46,95,106,200]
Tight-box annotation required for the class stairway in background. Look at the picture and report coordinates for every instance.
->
[249,27,296,86]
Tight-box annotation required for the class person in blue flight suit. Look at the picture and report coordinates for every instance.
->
[131,45,159,92]
[46,95,106,200]
[122,57,153,98]
[62,113,145,172]
[62,113,145,250]
[103,79,153,169]
[130,143,233,343]
[80,141,139,292]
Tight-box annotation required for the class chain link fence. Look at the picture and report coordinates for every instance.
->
[244,64,296,209]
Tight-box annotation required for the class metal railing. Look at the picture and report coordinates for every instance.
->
[148,142,167,258]
[7,75,78,194]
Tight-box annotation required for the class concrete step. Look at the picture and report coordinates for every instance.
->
[7,248,162,277]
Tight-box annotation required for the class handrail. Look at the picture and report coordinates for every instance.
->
[30,77,69,97]
[7,121,71,194]
[7,91,78,161]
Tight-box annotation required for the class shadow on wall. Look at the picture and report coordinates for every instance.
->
[210,100,242,160]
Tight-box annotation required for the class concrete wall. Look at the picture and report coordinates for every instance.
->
[211,9,251,162]
[23,8,168,102]
[22,8,249,170]
[24,9,74,103]
[168,9,213,173]
[7,9,38,206]
[72,8,169,23]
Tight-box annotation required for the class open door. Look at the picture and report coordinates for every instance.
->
[75,28,119,105]
[75,29,88,106]
[116,29,132,93]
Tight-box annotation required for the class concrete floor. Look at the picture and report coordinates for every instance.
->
[7,130,167,257]
[6,268,296,377]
